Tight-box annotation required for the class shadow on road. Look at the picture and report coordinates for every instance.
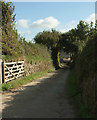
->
[2,68,78,118]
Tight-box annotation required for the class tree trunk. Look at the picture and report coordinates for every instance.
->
[51,47,60,70]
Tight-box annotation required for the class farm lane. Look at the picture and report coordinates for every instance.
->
[2,68,77,118]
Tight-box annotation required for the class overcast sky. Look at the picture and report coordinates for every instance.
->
[13,2,95,41]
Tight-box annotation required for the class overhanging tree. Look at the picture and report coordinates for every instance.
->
[34,29,61,69]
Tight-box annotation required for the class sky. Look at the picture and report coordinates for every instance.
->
[13,2,95,41]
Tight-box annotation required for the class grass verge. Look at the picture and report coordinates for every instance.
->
[2,67,55,91]
[69,69,91,118]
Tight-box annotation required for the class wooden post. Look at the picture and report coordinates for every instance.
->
[0,59,2,84]
[2,61,5,83]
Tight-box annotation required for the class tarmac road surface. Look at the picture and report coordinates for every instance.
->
[2,68,78,118]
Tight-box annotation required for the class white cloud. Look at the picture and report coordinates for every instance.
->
[59,28,72,33]
[30,16,60,29]
[96,14,97,20]
[85,13,95,24]
[66,20,77,28]
[59,13,96,33]
[59,20,78,33]
[16,19,29,28]
[18,30,31,35]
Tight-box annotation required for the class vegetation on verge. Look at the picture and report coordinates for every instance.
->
[2,68,55,91]
[1,1,54,81]
[1,2,53,66]
[59,21,96,117]
[69,69,91,118]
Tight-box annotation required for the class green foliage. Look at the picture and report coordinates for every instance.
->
[74,21,96,117]
[34,29,61,49]
[34,29,61,69]
[1,1,52,64]
[19,38,52,63]
[76,21,89,41]
[60,20,96,117]
[58,20,93,67]
[69,70,91,118]
[59,32,78,54]
[2,1,24,59]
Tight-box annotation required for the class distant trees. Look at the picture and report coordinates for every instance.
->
[34,20,96,72]
[34,29,61,69]
[34,21,91,68]
[58,31,78,64]
[34,29,61,49]
[58,20,91,66]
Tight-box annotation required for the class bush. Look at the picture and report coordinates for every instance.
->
[75,33,96,117]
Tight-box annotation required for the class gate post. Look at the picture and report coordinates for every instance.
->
[0,59,2,84]
[2,61,5,83]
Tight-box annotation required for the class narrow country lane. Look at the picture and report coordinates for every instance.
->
[2,68,78,118]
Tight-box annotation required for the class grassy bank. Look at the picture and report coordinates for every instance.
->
[2,67,55,91]
[69,69,91,118]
